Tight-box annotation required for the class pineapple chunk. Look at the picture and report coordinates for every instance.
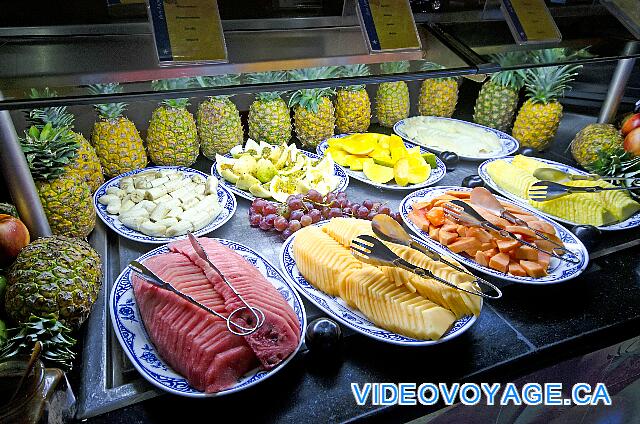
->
[485,160,537,198]
[566,180,640,221]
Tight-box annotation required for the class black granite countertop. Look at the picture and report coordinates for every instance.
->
[79,113,640,424]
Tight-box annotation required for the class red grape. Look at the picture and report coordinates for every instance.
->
[263,203,277,215]
[306,189,322,203]
[321,207,330,219]
[288,198,304,211]
[378,205,391,215]
[280,228,293,240]
[329,208,343,218]
[367,211,377,220]
[362,200,373,209]
[253,199,267,213]
[288,220,301,232]
[300,215,312,227]
[290,210,303,222]
[274,216,289,232]
[259,218,272,231]
[249,213,262,227]
[309,209,322,223]
[357,206,369,218]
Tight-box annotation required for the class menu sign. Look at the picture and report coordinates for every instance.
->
[500,0,562,45]
[357,0,422,53]
[601,0,640,39]
[147,0,227,65]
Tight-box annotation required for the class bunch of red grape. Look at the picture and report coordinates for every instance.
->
[249,190,403,240]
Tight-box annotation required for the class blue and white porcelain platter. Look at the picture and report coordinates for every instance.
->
[400,186,589,285]
[110,239,306,398]
[94,166,236,244]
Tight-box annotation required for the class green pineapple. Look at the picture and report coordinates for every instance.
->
[375,61,410,127]
[19,124,95,238]
[246,72,292,145]
[473,52,527,131]
[89,84,148,178]
[146,78,199,166]
[418,62,459,118]
[196,75,244,158]
[288,67,338,148]
[335,64,371,133]
[27,88,104,193]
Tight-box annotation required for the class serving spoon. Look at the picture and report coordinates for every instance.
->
[533,167,634,183]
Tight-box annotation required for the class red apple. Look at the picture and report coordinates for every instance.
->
[621,113,640,136]
[624,127,640,156]
[0,214,30,266]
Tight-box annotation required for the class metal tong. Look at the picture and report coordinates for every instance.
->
[444,200,580,264]
[351,234,502,299]
[528,180,640,202]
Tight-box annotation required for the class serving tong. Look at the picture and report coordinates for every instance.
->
[128,234,265,336]
[528,180,640,202]
[351,234,502,299]
[443,200,580,264]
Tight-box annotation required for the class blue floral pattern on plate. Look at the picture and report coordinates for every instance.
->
[399,186,589,285]
[109,239,306,398]
[94,166,237,244]
[211,150,349,201]
[394,117,520,160]
[316,135,447,190]
[278,221,479,346]
[478,156,640,231]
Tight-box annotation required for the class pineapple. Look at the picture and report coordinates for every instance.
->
[196,75,244,158]
[335,64,371,133]
[246,71,292,145]
[19,124,95,238]
[146,78,199,166]
[570,123,624,168]
[288,67,338,148]
[512,50,582,150]
[89,84,148,178]
[27,88,104,193]
[473,52,526,131]
[375,61,410,127]
[418,62,458,118]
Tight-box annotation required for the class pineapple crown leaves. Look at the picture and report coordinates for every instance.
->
[245,71,289,101]
[379,61,410,75]
[26,88,76,130]
[419,61,457,83]
[339,64,370,91]
[287,67,339,112]
[531,47,593,65]
[588,147,640,177]
[88,83,127,120]
[487,52,528,89]
[19,123,79,181]
[0,314,77,371]
[196,74,241,99]
[523,63,582,104]
[151,78,192,109]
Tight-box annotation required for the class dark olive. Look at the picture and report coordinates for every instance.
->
[439,151,459,170]
[519,147,536,156]
[572,225,601,250]
[461,174,485,188]
[305,317,343,354]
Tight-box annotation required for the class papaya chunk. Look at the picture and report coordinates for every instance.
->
[506,226,537,238]
[514,245,538,261]
[488,252,510,273]
[538,252,551,270]
[528,220,556,235]
[467,227,492,243]
[408,209,430,232]
[426,207,445,227]
[508,261,527,277]
[448,237,482,254]
[520,260,547,278]
[497,239,520,253]
[429,226,440,240]
[475,251,489,267]
[438,231,458,246]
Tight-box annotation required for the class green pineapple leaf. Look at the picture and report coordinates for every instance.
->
[19,123,79,181]
[245,71,288,100]
[339,64,370,91]
[287,67,337,111]
[151,78,192,109]
[379,61,410,75]
[88,83,128,121]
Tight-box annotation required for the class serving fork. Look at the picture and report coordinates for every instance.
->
[528,180,639,202]
[350,234,502,299]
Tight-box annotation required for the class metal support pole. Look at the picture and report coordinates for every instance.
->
[0,95,52,238]
[598,43,638,124]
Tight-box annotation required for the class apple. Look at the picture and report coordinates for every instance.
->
[624,127,640,156]
[0,214,30,266]
[621,113,640,136]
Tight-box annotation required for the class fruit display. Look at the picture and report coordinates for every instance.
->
[146,78,200,167]
[0,314,77,370]
[407,189,564,278]
[246,71,292,145]
[324,133,435,186]
[512,54,582,150]
[196,74,244,158]
[473,52,526,131]
[288,67,338,148]
[28,88,104,193]
[19,124,96,238]
[98,169,222,237]
[216,139,340,201]
[5,236,102,329]
[335,64,371,133]
[485,155,640,226]
[570,123,624,168]
[131,237,300,392]
[89,83,148,178]
[375,61,410,128]
[248,189,403,240]
[0,214,29,267]
[418,62,458,118]
[292,218,481,340]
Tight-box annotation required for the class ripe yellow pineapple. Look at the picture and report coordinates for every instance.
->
[288,67,338,148]
[418,63,458,118]
[246,71,292,145]
[375,61,410,127]
[146,78,199,166]
[335,64,371,133]
[89,84,148,178]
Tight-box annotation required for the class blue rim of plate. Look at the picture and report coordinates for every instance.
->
[478,156,640,231]
[393,117,520,160]
[94,166,237,244]
[211,150,349,201]
[399,186,589,285]
[316,134,447,190]
[110,239,306,398]
[279,221,479,346]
